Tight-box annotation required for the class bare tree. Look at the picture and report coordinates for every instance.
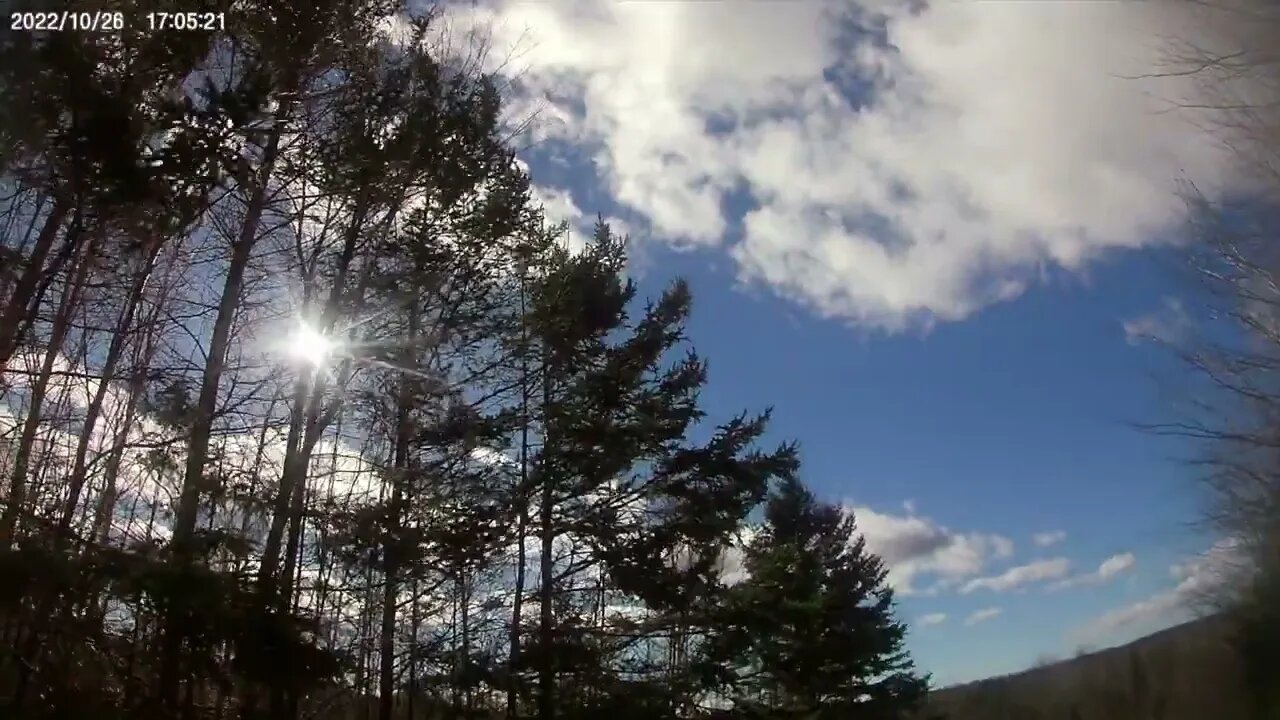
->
[1142,1,1280,712]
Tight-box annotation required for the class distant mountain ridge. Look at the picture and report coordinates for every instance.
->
[923,615,1254,720]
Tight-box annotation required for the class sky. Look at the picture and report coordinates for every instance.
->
[427,0,1264,687]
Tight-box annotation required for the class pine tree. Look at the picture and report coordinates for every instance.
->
[0,3,939,718]
[514,221,798,720]
[706,476,927,720]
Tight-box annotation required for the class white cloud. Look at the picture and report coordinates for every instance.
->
[715,504,1011,594]
[461,0,1265,330]
[528,183,633,255]
[965,607,1003,627]
[1050,552,1137,591]
[918,612,948,627]
[1033,530,1067,548]
[530,184,584,231]
[1099,553,1137,580]
[716,525,757,587]
[1123,296,1191,346]
[960,557,1072,594]
[849,503,1014,595]
[721,502,1008,591]
[1073,540,1242,644]
[992,535,1016,559]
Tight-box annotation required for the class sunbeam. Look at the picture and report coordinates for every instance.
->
[289,323,334,367]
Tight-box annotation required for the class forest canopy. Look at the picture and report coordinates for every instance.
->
[0,2,927,719]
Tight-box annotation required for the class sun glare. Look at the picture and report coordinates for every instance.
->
[290,324,333,366]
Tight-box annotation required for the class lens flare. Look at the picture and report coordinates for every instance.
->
[290,323,332,366]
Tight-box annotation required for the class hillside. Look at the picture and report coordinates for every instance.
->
[924,615,1253,720]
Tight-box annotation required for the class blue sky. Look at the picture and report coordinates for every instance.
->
[443,0,1260,687]
[649,240,1211,685]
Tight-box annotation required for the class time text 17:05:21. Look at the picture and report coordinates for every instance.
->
[146,12,225,31]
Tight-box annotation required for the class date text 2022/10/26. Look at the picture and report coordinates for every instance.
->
[9,10,226,32]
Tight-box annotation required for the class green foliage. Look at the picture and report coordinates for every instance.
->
[0,2,932,719]
[0,539,340,717]
[705,476,927,719]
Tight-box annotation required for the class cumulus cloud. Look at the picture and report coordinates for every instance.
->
[530,184,584,231]
[965,607,1003,627]
[528,184,633,254]
[1098,553,1137,579]
[918,612,948,627]
[715,525,757,587]
[1123,297,1192,346]
[715,505,1010,594]
[960,557,1072,594]
[1073,540,1242,645]
[1033,530,1067,548]
[1050,552,1137,591]
[456,0,1264,330]
[849,503,1014,595]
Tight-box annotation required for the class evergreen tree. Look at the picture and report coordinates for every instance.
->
[705,476,927,720]
[0,3,937,718]
[515,221,798,720]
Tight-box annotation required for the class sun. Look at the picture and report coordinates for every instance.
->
[289,323,333,367]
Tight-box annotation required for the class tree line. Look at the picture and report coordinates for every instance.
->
[0,1,927,719]
[1139,2,1280,716]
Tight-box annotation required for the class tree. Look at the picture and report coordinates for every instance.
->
[705,476,926,719]
[0,2,932,718]
[507,221,797,720]
[1144,3,1280,713]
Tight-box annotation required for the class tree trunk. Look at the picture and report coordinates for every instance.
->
[171,111,287,553]
[2,233,92,709]
[508,275,531,719]
[259,199,368,594]
[58,241,163,538]
[267,407,325,720]
[92,261,171,544]
[461,570,473,714]
[0,197,69,376]
[279,422,320,605]
[257,372,314,588]
[0,191,47,301]
[408,574,420,720]
[161,106,289,713]
[0,231,91,544]
[537,353,555,720]
[379,302,416,720]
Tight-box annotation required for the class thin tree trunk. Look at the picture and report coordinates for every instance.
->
[537,353,555,720]
[507,274,531,720]
[268,411,324,720]
[461,569,472,714]
[377,461,404,720]
[276,397,325,605]
[450,588,461,715]
[408,575,420,720]
[0,191,47,302]
[161,106,289,713]
[258,372,313,588]
[171,111,288,553]
[259,199,368,593]
[0,197,69,375]
[406,434,420,720]
[0,232,91,544]
[89,379,142,545]
[379,303,416,720]
[58,241,163,538]
[93,249,174,546]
